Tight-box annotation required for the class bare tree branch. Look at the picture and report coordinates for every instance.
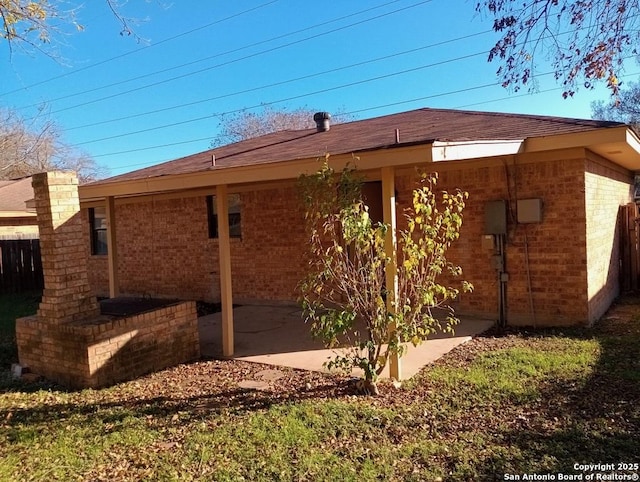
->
[0,1,149,56]
[211,105,356,147]
[592,77,640,132]
[477,0,640,97]
[0,107,107,182]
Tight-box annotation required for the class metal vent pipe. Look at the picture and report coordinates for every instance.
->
[313,112,331,132]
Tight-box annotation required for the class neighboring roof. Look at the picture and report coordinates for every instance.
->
[0,177,35,215]
[90,107,625,187]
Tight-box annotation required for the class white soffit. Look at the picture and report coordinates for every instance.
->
[587,129,640,171]
[431,139,525,162]
[524,127,640,170]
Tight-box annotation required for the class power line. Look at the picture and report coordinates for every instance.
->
[455,70,640,109]
[65,31,490,132]
[85,45,632,148]
[27,0,435,118]
[75,50,485,147]
[94,136,216,158]
[16,0,411,110]
[0,0,281,98]
[25,0,591,114]
[33,13,603,126]
[91,77,513,158]
[93,68,640,163]
[61,18,613,135]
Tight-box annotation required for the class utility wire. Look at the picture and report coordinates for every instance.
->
[91,77,518,158]
[92,67,640,163]
[74,50,484,147]
[16,0,411,110]
[70,22,630,143]
[65,32,490,132]
[456,70,640,109]
[0,0,281,98]
[18,0,611,114]
[53,20,603,132]
[25,0,435,118]
[87,78,522,168]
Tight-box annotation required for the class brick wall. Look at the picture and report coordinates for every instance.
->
[16,301,199,388]
[85,152,630,326]
[0,218,38,239]
[87,185,308,303]
[584,155,633,323]
[396,155,591,326]
[17,171,201,389]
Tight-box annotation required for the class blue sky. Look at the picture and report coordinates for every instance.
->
[0,0,632,177]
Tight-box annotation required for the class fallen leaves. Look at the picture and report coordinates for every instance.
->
[1,296,639,481]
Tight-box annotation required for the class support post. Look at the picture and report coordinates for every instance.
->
[106,196,119,298]
[381,166,401,380]
[216,185,234,357]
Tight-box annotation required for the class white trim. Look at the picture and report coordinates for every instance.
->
[431,140,525,162]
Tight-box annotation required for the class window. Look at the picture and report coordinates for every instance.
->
[89,207,108,255]
[207,194,241,239]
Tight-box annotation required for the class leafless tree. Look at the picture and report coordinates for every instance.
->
[211,105,356,147]
[592,79,640,132]
[0,107,107,182]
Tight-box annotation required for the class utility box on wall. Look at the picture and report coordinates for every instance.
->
[484,200,507,235]
[517,198,543,224]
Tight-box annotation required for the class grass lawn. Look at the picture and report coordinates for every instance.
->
[0,291,40,334]
[0,291,40,372]
[0,292,639,481]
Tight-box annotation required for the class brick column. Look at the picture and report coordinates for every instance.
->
[32,171,99,324]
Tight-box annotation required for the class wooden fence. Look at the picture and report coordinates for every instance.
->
[0,239,43,294]
[619,203,640,292]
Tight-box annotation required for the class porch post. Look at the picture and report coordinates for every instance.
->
[216,185,234,357]
[381,166,401,380]
[105,196,119,298]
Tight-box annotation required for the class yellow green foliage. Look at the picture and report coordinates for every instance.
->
[299,160,472,385]
[1,1,51,41]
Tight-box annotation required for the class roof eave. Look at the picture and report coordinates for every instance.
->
[524,126,640,170]
[79,142,435,202]
[78,125,640,203]
[0,211,37,219]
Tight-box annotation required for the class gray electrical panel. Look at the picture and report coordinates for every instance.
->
[517,198,543,223]
[484,200,507,235]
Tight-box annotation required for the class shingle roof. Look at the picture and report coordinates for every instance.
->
[0,177,34,213]
[95,107,623,185]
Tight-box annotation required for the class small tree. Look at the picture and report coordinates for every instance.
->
[299,160,472,394]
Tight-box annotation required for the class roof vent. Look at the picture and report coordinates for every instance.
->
[313,112,331,132]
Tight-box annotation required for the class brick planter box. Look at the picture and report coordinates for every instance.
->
[16,301,200,389]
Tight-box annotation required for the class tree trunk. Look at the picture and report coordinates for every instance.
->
[355,378,379,396]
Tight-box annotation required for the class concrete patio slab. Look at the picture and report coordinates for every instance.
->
[199,305,495,380]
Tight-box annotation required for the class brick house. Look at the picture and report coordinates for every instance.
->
[0,177,42,293]
[0,176,38,239]
[79,107,640,355]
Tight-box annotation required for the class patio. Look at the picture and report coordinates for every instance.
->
[199,305,495,379]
